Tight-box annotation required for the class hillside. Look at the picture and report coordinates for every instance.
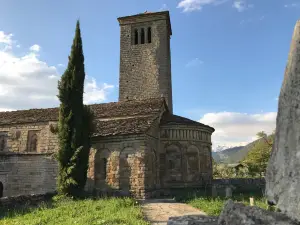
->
[212,146,244,163]
[212,135,274,164]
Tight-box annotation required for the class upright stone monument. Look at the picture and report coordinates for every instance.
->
[265,20,300,222]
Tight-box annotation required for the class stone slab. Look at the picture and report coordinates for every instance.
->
[168,215,218,225]
[218,200,300,225]
[265,20,300,222]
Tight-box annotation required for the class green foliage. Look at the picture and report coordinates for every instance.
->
[57,20,93,197]
[213,163,249,178]
[242,132,274,177]
[0,197,148,225]
[184,194,268,216]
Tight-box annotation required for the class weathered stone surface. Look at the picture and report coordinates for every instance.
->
[168,215,218,225]
[265,20,300,222]
[118,11,173,113]
[0,153,58,197]
[0,192,55,209]
[218,200,300,225]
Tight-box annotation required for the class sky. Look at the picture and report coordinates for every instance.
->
[0,0,299,150]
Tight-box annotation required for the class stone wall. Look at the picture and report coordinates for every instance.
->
[0,122,59,153]
[0,192,55,209]
[86,134,153,199]
[213,178,265,194]
[0,153,58,197]
[118,13,173,112]
[159,124,213,189]
[144,118,161,196]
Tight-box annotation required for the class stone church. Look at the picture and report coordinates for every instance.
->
[0,11,214,199]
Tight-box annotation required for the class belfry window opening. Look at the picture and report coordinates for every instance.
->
[134,29,138,45]
[147,27,151,43]
[141,28,145,44]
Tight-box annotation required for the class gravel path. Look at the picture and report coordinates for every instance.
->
[139,199,208,225]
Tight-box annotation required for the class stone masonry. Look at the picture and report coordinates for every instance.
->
[0,153,57,197]
[118,11,173,113]
[0,11,214,199]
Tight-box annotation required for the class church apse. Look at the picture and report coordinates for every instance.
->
[159,125,213,188]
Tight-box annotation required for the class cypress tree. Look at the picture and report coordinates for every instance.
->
[57,20,93,197]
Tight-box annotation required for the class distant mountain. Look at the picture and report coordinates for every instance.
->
[212,134,273,164]
[212,146,244,163]
[212,134,275,164]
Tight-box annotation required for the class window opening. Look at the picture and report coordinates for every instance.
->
[103,158,107,179]
[0,182,3,198]
[147,27,151,43]
[29,134,38,152]
[0,138,5,151]
[141,28,145,44]
[134,29,138,45]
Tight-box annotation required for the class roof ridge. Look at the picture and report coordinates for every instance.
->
[0,97,165,113]
[0,98,166,126]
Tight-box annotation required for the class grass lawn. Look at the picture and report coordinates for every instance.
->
[177,193,269,216]
[0,197,149,225]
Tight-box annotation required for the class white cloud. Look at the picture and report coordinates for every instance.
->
[0,30,114,111]
[284,3,300,8]
[232,0,253,12]
[29,44,41,52]
[186,58,203,67]
[160,3,168,11]
[84,79,114,104]
[0,108,14,112]
[0,31,13,45]
[199,111,277,151]
[177,0,229,12]
[57,63,65,67]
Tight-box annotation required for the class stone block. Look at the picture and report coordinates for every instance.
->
[218,200,300,225]
[168,215,218,225]
[265,20,300,222]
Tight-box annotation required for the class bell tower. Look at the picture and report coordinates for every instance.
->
[118,11,173,113]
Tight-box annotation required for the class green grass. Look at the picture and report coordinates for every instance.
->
[0,197,149,225]
[177,193,269,216]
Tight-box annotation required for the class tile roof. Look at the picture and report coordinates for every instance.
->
[160,113,215,132]
[0,98,165,126]
[93,115,159,137]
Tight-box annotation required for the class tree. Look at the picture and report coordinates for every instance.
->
[257,131,272,147]
[242,132,274,177]
[57,20,93,197]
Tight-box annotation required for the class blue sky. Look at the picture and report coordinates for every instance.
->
[0,0,299,149]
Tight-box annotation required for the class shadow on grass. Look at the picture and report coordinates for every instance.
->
[0,192,139,221]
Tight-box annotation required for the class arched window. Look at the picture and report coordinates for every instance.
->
[140,28,145,44]
[134,29,138,45]
[103,158,107,179]
[0,138,5,151]
[29,134,38,152]
[147,27,152,43]
[168,160,175,170]
[0,182,3,198]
